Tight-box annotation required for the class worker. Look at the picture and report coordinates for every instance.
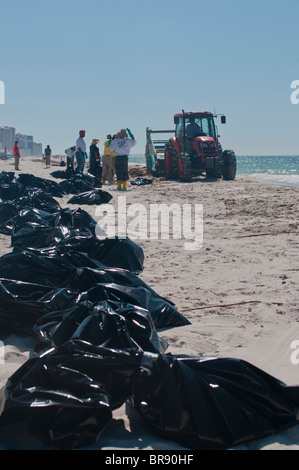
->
[89,138,102,184]
[75,130,87,173]
[102,134,115,184]
[185,117,203,139]
[13,140,21,171]
[65,146,76,172]
[44,145,52,168]
[109,128,136,190]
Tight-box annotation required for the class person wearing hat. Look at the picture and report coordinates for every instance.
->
[89,138,102,184]
[44,145,52,168]
[102,134,115,185]
[109,128,136,190]
[13,140,21,170]
[75,130,87,173]
[65,146,76,173]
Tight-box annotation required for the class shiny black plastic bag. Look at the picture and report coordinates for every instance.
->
[34,300,166,354]
[69,207,98,233]
[0,340,142,449]
[0,180,25,201]
[0,278,83,336]
[0,202,20,234]
[50,169,74,179]
[0,171,15,184]
[17,173,65,198]
[16,189,61,213]
[11,226,95,249]
[3,207,57,236]
[58,172,98,193]
[68,189,112,205]
[59,177,93,195]
[0,250,189,329]
[85,283,189,329]
[4,206,97,239]
[130,177,152,186]
[131,354,299,450]
[0,250,79,288]
[55,236,144,274]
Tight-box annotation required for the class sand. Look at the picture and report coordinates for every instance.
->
[0,155,299,450]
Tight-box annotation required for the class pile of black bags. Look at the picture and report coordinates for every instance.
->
[0,170,112,206]
[0,170,299,450]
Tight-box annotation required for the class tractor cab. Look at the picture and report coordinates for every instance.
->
[174,112,217,140]
[174,112,218,157]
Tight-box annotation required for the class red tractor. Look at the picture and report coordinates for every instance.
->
[146,110,236,181]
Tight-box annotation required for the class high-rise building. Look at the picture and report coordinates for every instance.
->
[15,132,42,156]
[0,126,15,152]
[0,127,42,156]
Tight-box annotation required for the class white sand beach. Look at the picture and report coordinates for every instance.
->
[0,156,299,450]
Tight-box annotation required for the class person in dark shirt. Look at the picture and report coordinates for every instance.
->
[89,139,102,185]
[44,145,52,168]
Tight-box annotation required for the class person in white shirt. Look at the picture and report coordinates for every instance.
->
[109,128,136,190]
[75,130,87,173]
[65,146,76,172]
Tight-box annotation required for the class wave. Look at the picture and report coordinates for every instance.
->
[245,173,299,188]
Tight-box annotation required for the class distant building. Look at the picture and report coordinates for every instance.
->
[15,132,43,156]
[0,127,42,156]
[0,126,15,152]
[33,142,43,156]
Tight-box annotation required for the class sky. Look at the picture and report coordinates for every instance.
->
[1,0,299,156]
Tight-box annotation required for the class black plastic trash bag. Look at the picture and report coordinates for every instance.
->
[0,202,20,234]
[131,354,299,450]
[59,178,93,195]
[58,173,98,194]
[11,226,95,249]
[17,173,65,198]
[0,340,143,449]
[34,300,166,354]
[68,189,112,205]
[0,180,25,201]
[0,278,83,336]
[5,206,97,239]
[86,283,190,329]
[50,169,74,179]
[17,189,61,213]
[0,171,15,184]
[88,163,102,187]
[0,250,79,288]
[80,302,166,354]
[0,250,189,329]
[130,177,152,186]
[55,236,144,274]
[3,207,58,236]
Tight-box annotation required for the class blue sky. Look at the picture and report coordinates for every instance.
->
[1,0,299,156]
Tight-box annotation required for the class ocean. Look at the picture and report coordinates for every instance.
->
[129,154,299,189]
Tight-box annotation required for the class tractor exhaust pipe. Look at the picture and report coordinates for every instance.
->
[182,109,186,154]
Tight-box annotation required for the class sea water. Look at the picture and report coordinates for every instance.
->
[130,154,299,189]
[236,155,299,188]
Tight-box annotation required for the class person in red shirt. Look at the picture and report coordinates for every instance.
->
[13,141,21,170]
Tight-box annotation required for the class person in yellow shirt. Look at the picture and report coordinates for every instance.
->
[102,134,115,184]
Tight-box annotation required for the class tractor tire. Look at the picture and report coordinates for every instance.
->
[222,150,237,180]
[206,167,222,179]
[165,142,180,180]
[178,153,192,182]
